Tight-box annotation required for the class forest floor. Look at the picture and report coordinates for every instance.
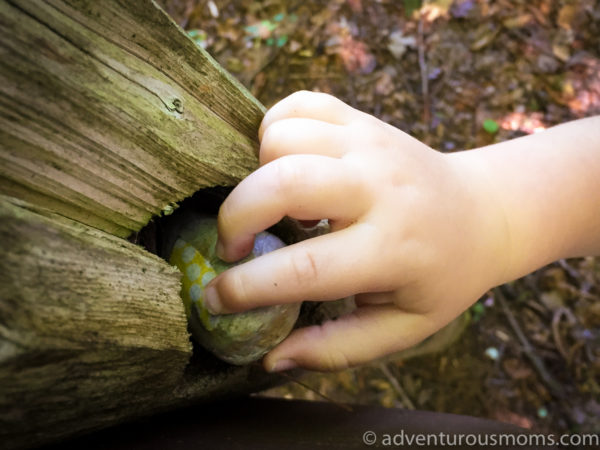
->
[159,0,600,434]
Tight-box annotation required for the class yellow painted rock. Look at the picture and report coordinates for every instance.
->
[168,216,301,365]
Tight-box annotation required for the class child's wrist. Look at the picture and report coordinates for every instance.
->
[445,150,514,289]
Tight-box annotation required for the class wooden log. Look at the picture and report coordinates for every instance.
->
[0,195,283,449]
[0,0,286,447]
[0,194,185,447]
[0,0,264,238]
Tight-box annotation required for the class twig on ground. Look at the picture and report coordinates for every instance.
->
[378,363,416,410]
[276,371,354,412]
[417,13,430,125]
[551,307,577,364]
[557,259,582,281]
[495,288,566,399]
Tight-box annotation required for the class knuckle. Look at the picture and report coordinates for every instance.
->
[287,90,336,111]
[287,89,313,104]
[259,121,293,163]
[303,326,351,371]
[260,120,284,152]
[217,198,234,231]
[270,156,302,196]
[288,248,319,286]
[321,333,352,370]
[327,348,351,370]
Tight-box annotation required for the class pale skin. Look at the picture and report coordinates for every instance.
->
[203,91,600,372]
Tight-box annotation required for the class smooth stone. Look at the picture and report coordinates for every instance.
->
[169,215,301,365]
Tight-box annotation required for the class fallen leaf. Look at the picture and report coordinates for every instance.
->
[375,71,394,95]
[337,36,376,74]
[537,54,559,73]
[500,111,547,134]
[503,358,534,380]
[493,410,534,429]
[552,43,570,62]
[347,0,362,13]
[557,4,576,30]
[288,40,302,53]
[540,291,565,311]
[207,0,219,18]
[470,26,499,51]
[420,0,453,22]
[387,30,416,59]
[502,14,532,29]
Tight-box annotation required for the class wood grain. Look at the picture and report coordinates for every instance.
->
[0,0,264,237]
[0,195,285,449]
[0,195,187,446]
[0,1,278,447]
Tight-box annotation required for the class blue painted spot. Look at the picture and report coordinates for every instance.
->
[201,271,215,286]
[182,245,195,263]
[186,263,201,281]
[189,284,202,302]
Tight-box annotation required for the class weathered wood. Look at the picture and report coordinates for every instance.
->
[0,194,187,446]
[0,1,284,447]
[0,195,284,449]
[0,0,264,238]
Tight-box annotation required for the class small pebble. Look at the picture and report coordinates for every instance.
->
[484,347,500,360]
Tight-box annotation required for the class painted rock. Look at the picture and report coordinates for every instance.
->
[168,216,301,365]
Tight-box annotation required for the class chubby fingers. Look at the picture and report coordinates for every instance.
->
[258,90,367,140]
[263,303,440,372]
[205,224,380,314]
[259,118,349,164]
[217,154,370,262]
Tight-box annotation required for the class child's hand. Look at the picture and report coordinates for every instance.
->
[203,91,510,371]
[204,91,599,372]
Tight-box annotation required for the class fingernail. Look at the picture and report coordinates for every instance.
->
[215,239,225,260]
[204,286,221,314]
[269,359,298,372]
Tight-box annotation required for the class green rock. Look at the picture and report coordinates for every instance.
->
[168,215,301,365]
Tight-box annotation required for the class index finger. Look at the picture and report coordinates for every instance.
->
[204,224,389,314]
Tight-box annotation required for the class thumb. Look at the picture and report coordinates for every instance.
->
[263,304,439,372]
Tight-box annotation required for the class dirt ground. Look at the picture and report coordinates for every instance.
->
[159,0,600,434]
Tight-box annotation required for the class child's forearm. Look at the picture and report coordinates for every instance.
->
[451,116,600,284]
